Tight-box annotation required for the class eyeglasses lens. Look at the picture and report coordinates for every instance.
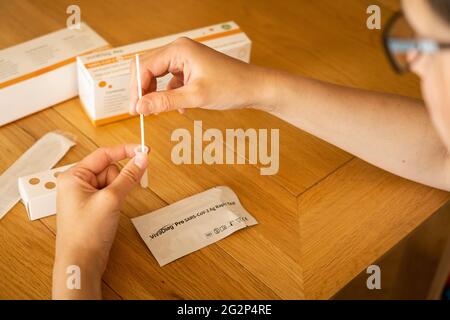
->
[387,14,418,72]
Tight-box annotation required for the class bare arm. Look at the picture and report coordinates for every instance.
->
[262,70,450,190]
[130,38,450,191]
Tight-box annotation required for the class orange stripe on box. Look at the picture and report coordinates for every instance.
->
[85,28,243,69]
[83,29,245,126]
[78,97,134,126]
[194,28,242,43]
[93,113,134,126]
[0,45,111,89]
[84,57,119,69]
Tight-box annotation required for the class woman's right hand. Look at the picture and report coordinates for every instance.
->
[129,37,275,115]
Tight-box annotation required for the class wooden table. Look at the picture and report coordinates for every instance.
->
[1,0,448,300]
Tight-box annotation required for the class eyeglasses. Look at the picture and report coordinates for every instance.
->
[382,11,450,74]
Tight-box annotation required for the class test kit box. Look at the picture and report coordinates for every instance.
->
[18,164,74,221]
[77,21,252,126]
[0,23,109,126]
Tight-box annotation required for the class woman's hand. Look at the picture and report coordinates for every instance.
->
[52,144,148,299]
[129,37,276,115]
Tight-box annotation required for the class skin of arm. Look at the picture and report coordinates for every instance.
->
[52,247,103,299]
[130,38,450,191]
[263,69,450,191]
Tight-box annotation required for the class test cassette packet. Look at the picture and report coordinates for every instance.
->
[132,186,258,266]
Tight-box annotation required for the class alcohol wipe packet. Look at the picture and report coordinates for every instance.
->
[132,186,258,266]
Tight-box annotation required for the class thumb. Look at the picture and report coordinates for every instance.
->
[104,153,148,202]
[136,87,195,115]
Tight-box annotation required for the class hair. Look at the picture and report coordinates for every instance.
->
[429,0,450,24]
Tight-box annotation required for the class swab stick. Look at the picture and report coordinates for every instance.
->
[136,54,145,151]
[135,54,149,188]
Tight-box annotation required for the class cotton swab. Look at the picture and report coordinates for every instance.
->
[135,54,149,188]
[136,54,145,151]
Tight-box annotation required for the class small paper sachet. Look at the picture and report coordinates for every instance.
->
[0,131,76,219]
[132,186,258,266]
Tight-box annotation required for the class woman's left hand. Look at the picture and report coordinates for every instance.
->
[52,144,148,299]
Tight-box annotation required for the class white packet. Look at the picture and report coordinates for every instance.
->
[132,186,258,266]
[0,131,76,219]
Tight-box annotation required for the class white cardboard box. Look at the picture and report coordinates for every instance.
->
[0,23,109,126]
[77,21,251,126]
[18,164,74,221]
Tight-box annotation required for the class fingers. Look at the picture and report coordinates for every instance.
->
[167,75,187,115]
[129,45,173,114]
[166,74,184,90]
[136,86,196,115]
[96,164,120,189]
[129,59,140,115]
[129,55,159,115]
[132,77,158,115]
[129,39,192,115]
[104,151,149,202]
[77,144,140,174]
[60,166,98,190]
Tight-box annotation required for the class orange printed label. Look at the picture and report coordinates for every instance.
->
[0,45,111,90]
[84,28,243,70]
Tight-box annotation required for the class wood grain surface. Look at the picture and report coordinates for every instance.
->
[0,0,448,299]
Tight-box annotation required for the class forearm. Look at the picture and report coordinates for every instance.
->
[52,246,103,300]
[256,68,450,190]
